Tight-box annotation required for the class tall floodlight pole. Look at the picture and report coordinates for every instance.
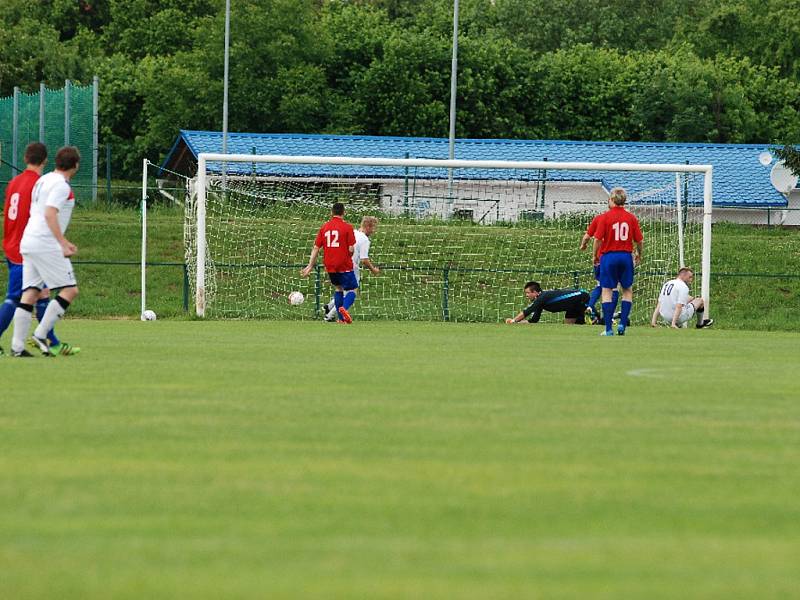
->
[221,0,231,187]
[447,0,460,199]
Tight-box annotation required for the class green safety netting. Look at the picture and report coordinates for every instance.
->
[0,82,96,202]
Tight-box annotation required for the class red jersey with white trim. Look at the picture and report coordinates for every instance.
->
[592,205,643,253]
[586,213,606,258]
[3,169,40,264]
[314,216,356,273]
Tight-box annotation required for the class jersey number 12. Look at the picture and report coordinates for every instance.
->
[324,230,340,248]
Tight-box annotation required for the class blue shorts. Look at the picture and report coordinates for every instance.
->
[328,271,359,291]
[5,259,23,301]
[599,252,634,289]
[593,264,601,281]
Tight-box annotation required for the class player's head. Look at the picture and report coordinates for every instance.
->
[524,281,541,299]
[609,187,627,206]
[55,146,80,174]
[24,142,47,167]
[361,216,378,236]
[332,202,345,216]
[677,267,694,283]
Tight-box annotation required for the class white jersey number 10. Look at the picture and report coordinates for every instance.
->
[612,221,629,241]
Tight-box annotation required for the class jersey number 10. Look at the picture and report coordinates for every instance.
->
[611,222,629,241]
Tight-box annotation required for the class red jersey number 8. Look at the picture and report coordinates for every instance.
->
[7,193,19,221]
[324,230,340,248]
[612,221,629,241]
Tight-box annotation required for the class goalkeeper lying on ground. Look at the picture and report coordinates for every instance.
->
[505,281,590,325]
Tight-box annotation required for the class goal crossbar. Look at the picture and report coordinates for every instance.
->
[194,153,713,321]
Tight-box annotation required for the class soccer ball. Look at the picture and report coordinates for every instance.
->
[142,309,157,321]
[288,291,305,306]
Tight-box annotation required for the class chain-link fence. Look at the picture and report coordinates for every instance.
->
[0,79,98,202]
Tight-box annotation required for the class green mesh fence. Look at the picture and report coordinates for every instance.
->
[0,81,96,202]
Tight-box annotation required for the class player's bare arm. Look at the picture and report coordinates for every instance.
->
[671,304,684,328]
[362,258,380,275]
[579,232,591,250]
[300,245,321,277]
[651,301,661,327]
[44,206,77,256]
[591,237,602,265]
[505,311,528,324]
[634,240,643,266]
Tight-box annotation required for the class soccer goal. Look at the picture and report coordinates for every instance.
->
[188,153,712,323]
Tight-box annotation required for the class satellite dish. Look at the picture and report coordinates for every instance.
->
[758,151,773,166]
[770,161,799,195]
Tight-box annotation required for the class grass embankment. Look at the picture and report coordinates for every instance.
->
[0,206,797,329]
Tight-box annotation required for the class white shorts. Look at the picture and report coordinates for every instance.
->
[22,251,77,291]
[661,303,695,325]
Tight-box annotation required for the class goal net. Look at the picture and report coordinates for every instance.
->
[188,154,712,324]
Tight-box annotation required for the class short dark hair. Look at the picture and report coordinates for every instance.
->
[332,202,345,216]
[524,281,541,293]
[678,267,694,276]
[24,142,47,166]
[55,146,80,171]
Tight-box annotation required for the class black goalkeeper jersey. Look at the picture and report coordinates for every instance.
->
[522,288,589,323]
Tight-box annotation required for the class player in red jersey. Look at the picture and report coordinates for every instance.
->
[1,142,73,356]
[300,202,358,323]
[579,197,618,323]
[592,187,644,336]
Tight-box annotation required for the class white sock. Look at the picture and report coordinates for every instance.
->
[34,299,66,340]
[11,307,33,353]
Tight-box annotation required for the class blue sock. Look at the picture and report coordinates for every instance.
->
[334,291,344,319]
[619,300,632,330]
[612,290,619,307]
[343,291,356,310]
[588,286,601,314]
[602,301,615,333]
[36,298,60,345]
[0,298,17,339]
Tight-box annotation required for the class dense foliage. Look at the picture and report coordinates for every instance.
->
[2,0,799,177]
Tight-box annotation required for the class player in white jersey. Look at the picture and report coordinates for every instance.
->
[10,146,81,357]
[324,216,380,321]
[651,267,713,329]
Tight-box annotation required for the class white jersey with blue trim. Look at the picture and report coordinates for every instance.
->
[658,278,690,320]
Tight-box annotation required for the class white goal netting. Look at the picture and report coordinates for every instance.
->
[186,155,711,323]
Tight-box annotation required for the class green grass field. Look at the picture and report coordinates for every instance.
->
[2,320,799,598]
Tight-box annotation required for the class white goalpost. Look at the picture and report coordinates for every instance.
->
[189,152,713,323]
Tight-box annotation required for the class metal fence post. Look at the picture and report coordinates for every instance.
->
[12,86,19,171]
[315,265,321,317]
[403,151,410,213]
[92,75,99,204]
[64,79,71,146]
[183,263,190,312]
[442,266,450,321]
[106,144,112,203]
[39,82,45,142]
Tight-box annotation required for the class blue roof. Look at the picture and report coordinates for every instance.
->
[163,130,789,207]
